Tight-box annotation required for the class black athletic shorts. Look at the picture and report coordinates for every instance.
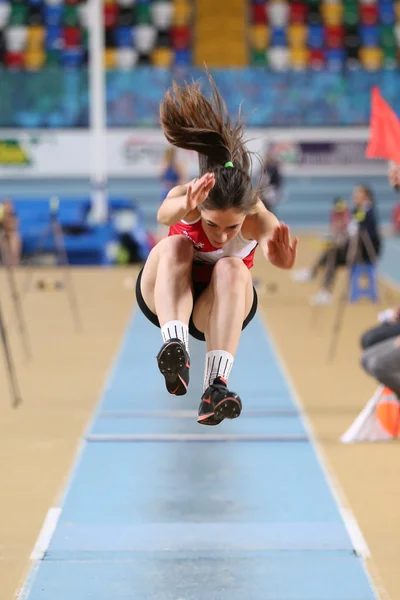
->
[135,266,258,342]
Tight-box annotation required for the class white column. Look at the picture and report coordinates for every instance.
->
[88,0,108,223]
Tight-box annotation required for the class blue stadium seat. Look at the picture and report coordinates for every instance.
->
[45,25,62,50]
[326,48,345,70]
[43,4,64,27]
[270,27,287,47]
[61,47,84,68]
[115,25,133,48]
[378,0,395,26]
[308,24,324,49]
[174,47,191,66]
[360,25,379,47]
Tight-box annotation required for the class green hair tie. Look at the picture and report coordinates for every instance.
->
[224,161,234,168]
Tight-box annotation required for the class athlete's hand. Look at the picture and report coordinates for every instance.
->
[185,173,215,212]
[267,223,298,270]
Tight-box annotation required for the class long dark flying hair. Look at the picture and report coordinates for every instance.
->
[159,72,257,213]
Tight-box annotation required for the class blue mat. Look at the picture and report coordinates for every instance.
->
[21,311,377,600]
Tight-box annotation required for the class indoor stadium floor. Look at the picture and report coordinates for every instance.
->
[1,237,400,600]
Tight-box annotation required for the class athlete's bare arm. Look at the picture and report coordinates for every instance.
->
[157,174,215,226]
[157,182,192,226]
[242,198,279,246]
[244,199,298,270]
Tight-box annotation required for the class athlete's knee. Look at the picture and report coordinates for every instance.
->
[212,257,249,289]
[159,235,194,264]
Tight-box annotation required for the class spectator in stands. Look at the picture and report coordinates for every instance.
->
[259,147,283,214]
[0,198,21,267]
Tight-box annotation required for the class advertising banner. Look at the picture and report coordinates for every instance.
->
[0,128,387,178]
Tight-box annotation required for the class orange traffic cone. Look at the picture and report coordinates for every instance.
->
[376,387,400,438]
[341,386,400,443]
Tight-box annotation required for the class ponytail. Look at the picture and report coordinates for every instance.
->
[159,72,255,213]
[160,73,250,174]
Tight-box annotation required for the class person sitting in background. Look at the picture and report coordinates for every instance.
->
[359,165,400,400]
[292,196,351,284]
[293,185,381,305]
[361,334,400,403]
[361,306,400,350]
[311,185,381,305]
[0,198,21,267]
[330,197,351,235]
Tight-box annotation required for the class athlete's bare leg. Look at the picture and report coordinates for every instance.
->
[191,257,254,354]
[139,235,194,326]
[191,257,254,425]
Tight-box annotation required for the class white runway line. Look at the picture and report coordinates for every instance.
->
[30,507,62,561]
[85,433,308,442]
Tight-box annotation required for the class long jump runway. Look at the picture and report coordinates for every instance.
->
[19,308,378,599]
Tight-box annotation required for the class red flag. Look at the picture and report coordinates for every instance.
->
[366,86,400,165]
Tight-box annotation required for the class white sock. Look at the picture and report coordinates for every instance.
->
[203,350,234,392]
[161,320,189,353]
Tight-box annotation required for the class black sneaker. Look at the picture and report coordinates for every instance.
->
[156,338,190,396]
[198,376,242,426]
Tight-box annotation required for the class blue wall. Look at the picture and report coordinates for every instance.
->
[1,68,400,129]
[1,175,397,231]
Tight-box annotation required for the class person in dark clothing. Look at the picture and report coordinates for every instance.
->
[350,185,381,263]
[360,305,400,401]
[361,336,400,401]
[358,167,400,398]
[360,307,400,349]
[309,185,382,305]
